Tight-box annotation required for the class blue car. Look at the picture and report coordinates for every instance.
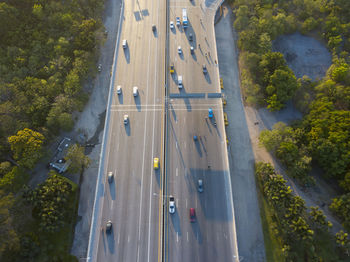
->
[208,108,213,118]
[176,17,181,26]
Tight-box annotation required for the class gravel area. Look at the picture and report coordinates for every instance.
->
[273,32,332,81]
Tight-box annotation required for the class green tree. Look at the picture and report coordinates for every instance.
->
[309,206,332,230]
[330,193,350,230]
[8,128,44,169]
[65,144,90,174]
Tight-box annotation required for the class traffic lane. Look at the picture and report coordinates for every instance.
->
[166,100,235,261]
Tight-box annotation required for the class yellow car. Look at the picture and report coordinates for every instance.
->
[224,112,228,126]
[169,64,175,74]
[153,157,159,169]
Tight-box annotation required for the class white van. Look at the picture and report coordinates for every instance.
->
[122,39,127,49]
[133,86,138,96]
[178,76,183,89]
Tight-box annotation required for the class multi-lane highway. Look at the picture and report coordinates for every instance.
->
[164,0,238,261]
[87,0,239,261]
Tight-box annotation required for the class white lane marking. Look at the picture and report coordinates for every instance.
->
[177,232,179,242]
[196,198,198,209]
[186,198,188,208]
[176,168,178,177]
[176,141,178,149]
[187,231,189,242]
[128,235,130,243]
[118,234,120,244]
[137,14,153,262]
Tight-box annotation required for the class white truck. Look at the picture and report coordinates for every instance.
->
[182,8,188,28]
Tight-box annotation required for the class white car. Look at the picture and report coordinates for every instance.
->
[178,46,182,54]
[133,86,138,97]
[124,115,129,125]
[107,171,114,183]
[169,196,175,214]
[116,85,122,95]
[98,64,102,72]
[170,21,174,29]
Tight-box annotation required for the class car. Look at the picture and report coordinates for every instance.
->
[122,39,127,49]
[116,85,122,95]
[107,171,114,183]
[152,24,156,31]
[169,196,175,214]
[178,75,183,89]
[178,46,182,54]
[133,86,138,96]
[189,208,196,222]
[169,63,175,74]
[202,64,207,74]
[106,220,112,233]
[208,108,213,118]
[153,157,159,169]
[224,112,228,126]
[189,33,193,41]
[190,46,194,54]
[124,114,129,125]
[198,179,203,193]
[193,135,198,141]
[98,64,102,72]
[176,17,180,26]
[170,21,174,29]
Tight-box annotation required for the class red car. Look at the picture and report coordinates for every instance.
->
[189,208,196,222]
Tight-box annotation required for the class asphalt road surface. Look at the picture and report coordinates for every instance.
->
[90,0,166,260]
[164,1,239,262]
[88,0,239,261]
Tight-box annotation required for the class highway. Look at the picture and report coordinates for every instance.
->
[87,0,239,261]
[89,0,166,261]
[164,0,238,261]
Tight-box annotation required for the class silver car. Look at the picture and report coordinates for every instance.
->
[169,196,175,214]
[198,179,203,193]
[107,171,114,183]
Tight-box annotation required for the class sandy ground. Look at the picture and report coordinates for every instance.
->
[70,0,122,259]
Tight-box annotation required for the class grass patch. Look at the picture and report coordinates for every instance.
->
[255,172,285,262]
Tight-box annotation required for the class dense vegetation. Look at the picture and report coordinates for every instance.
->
[256,162,349,261]
[232,0,350,244]
[0,0,103,260]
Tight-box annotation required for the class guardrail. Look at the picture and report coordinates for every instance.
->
[86,1,124,261]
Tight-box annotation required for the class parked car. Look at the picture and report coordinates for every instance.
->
[122,39,127,49]
[178,46,182,54]
[189,33,193,41]
[133,86,138,97]
[176,17,181,26]
[170,21,174,29]
[98,64,102,72]
[152,24,156,31]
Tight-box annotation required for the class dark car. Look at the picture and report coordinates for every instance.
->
[106,220,112,233]
[189,33,193,41]
[202,64,207,74]
[152,25,156,31]
[190,208,196,222]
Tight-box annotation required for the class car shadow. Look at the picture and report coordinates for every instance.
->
[194,137,203,157]
[134,95,141,111]
[204,72,211,84]
[106,226,115,253]
[191,51,197,61]
[109,180,116,200]
[117,93,123,104]
[170,208,182,236]
[170,103,177,123]
[125,122,131,136]
[179,51,184,60]
[124,48,130,64]
[191,221,203,244]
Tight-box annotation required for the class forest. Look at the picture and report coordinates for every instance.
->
[231,0,350,260]
[0,0,103,260]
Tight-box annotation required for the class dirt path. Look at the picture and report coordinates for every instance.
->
[71,0,122,259]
